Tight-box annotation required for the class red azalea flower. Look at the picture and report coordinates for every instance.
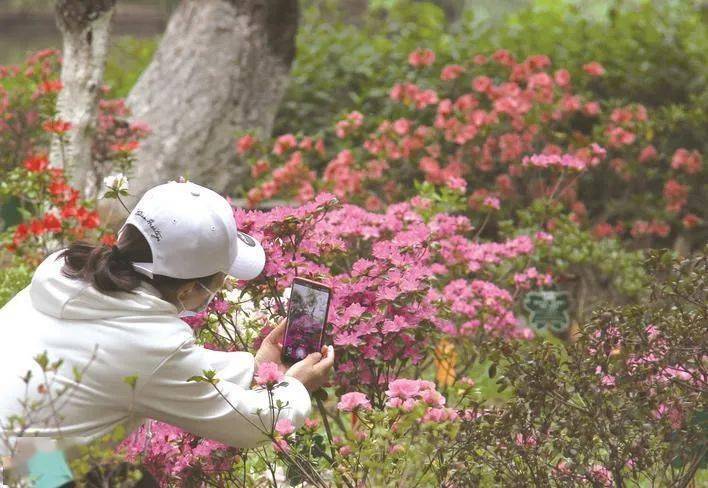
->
[682,213,701,229]
[38,79,63,95]
[43,119,72,134]
[49,181,68,196]
[236,134,256,155]
[60,205,77,219]
[582,61,606,76]
[23,154,49,172]
[408,48,436,68]
[43,213,62,233]
[14,223,29,239]
[81,209,100,229]
[29,219,46,235]
[109,141,140,152]
[100,233,117,246]
[12,223,29,245]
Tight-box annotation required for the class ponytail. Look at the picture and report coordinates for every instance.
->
[59,241,143,294]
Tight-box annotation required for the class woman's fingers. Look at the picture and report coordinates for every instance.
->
[314,345,335,373]
[302,352,323,366]
[265,318,287,344]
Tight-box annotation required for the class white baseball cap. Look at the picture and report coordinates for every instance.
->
[117,180,266,281]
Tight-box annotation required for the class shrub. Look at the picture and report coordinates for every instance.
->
[448,246,707,486]
[274,0,454,137]
[243,47,705,251]
[0,50,146,264]
[117,191,560,484]
[119,242,705,486]
[277,0,707,156]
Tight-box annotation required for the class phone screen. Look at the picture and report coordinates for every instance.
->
[282,280,331,364]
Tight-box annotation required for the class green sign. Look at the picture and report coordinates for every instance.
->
[523,291,570,333]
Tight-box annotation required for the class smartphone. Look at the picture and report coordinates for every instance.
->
[281,277,332,365]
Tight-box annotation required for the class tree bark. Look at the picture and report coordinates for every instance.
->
[125,0,299,202]
[51,0,116,200]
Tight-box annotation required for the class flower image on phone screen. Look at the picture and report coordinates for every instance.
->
[282,279,331,364]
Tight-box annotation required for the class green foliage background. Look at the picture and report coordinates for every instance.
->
[100,1,706,156]
[0,262,32,307]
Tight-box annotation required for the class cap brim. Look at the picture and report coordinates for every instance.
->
[131,262,155,279]
[228,231,266,280]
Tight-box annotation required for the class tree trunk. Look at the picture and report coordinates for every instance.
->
[51,0,116,200]
[124,0,299,202]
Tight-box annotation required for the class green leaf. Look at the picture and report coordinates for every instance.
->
[488,363,497,379]
[34,351,49,371]
[123,375,139,390]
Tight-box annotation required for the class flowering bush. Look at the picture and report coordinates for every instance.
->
[242,48,704,250]
[181,194,554,394]
[109,185,655,485]
[0,50,146,265]
[278,1,706,159]
[446,247,707,486]
[113,191,559,484]
[117,244,705,486]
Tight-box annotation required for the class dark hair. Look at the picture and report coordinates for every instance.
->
[58,224,220,300]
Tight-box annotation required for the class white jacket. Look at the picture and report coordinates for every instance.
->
[0,249,312,457]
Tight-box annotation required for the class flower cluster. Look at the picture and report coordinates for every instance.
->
[336,392,372,412]
[513,266,553,290]
[255,361,284,387]
[521,153,591,171]
[119,422,238,485]
[241,48,702,247]
[1,50,147,261]
[3,161,104,260]
[231,193,541,395]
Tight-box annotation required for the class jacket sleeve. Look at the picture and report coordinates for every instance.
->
[133,336,312,449]
[200,348,256,390]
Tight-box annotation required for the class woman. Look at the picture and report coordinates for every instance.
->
[0,179,334,471]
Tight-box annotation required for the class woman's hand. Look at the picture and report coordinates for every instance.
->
[254,318,289,375]
[285,344,335,393]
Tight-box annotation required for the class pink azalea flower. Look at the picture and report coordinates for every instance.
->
[440,64,464,81]
[272,438,290,453]
[211,298,229,314]
[402,397,420,412]
[304,417,319,430]
[255,361,284,387]
[589,464,613,486]
[408,48,435,68]
[385,378,422,399]
[336,392,372,412]
[583,61,606,76]
[388,443,405,454]
[421,389,446,407]
[275,418,295,437]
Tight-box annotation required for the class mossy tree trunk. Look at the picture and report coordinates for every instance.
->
[51,0,116,200]
[124,0,299,202]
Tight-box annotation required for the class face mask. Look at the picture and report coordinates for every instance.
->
[177,281,218,318]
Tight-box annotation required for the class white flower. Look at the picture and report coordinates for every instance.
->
[102,173,129,195]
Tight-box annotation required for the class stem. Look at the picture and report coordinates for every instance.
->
[315,392,337,461]
[115,193,131,215]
